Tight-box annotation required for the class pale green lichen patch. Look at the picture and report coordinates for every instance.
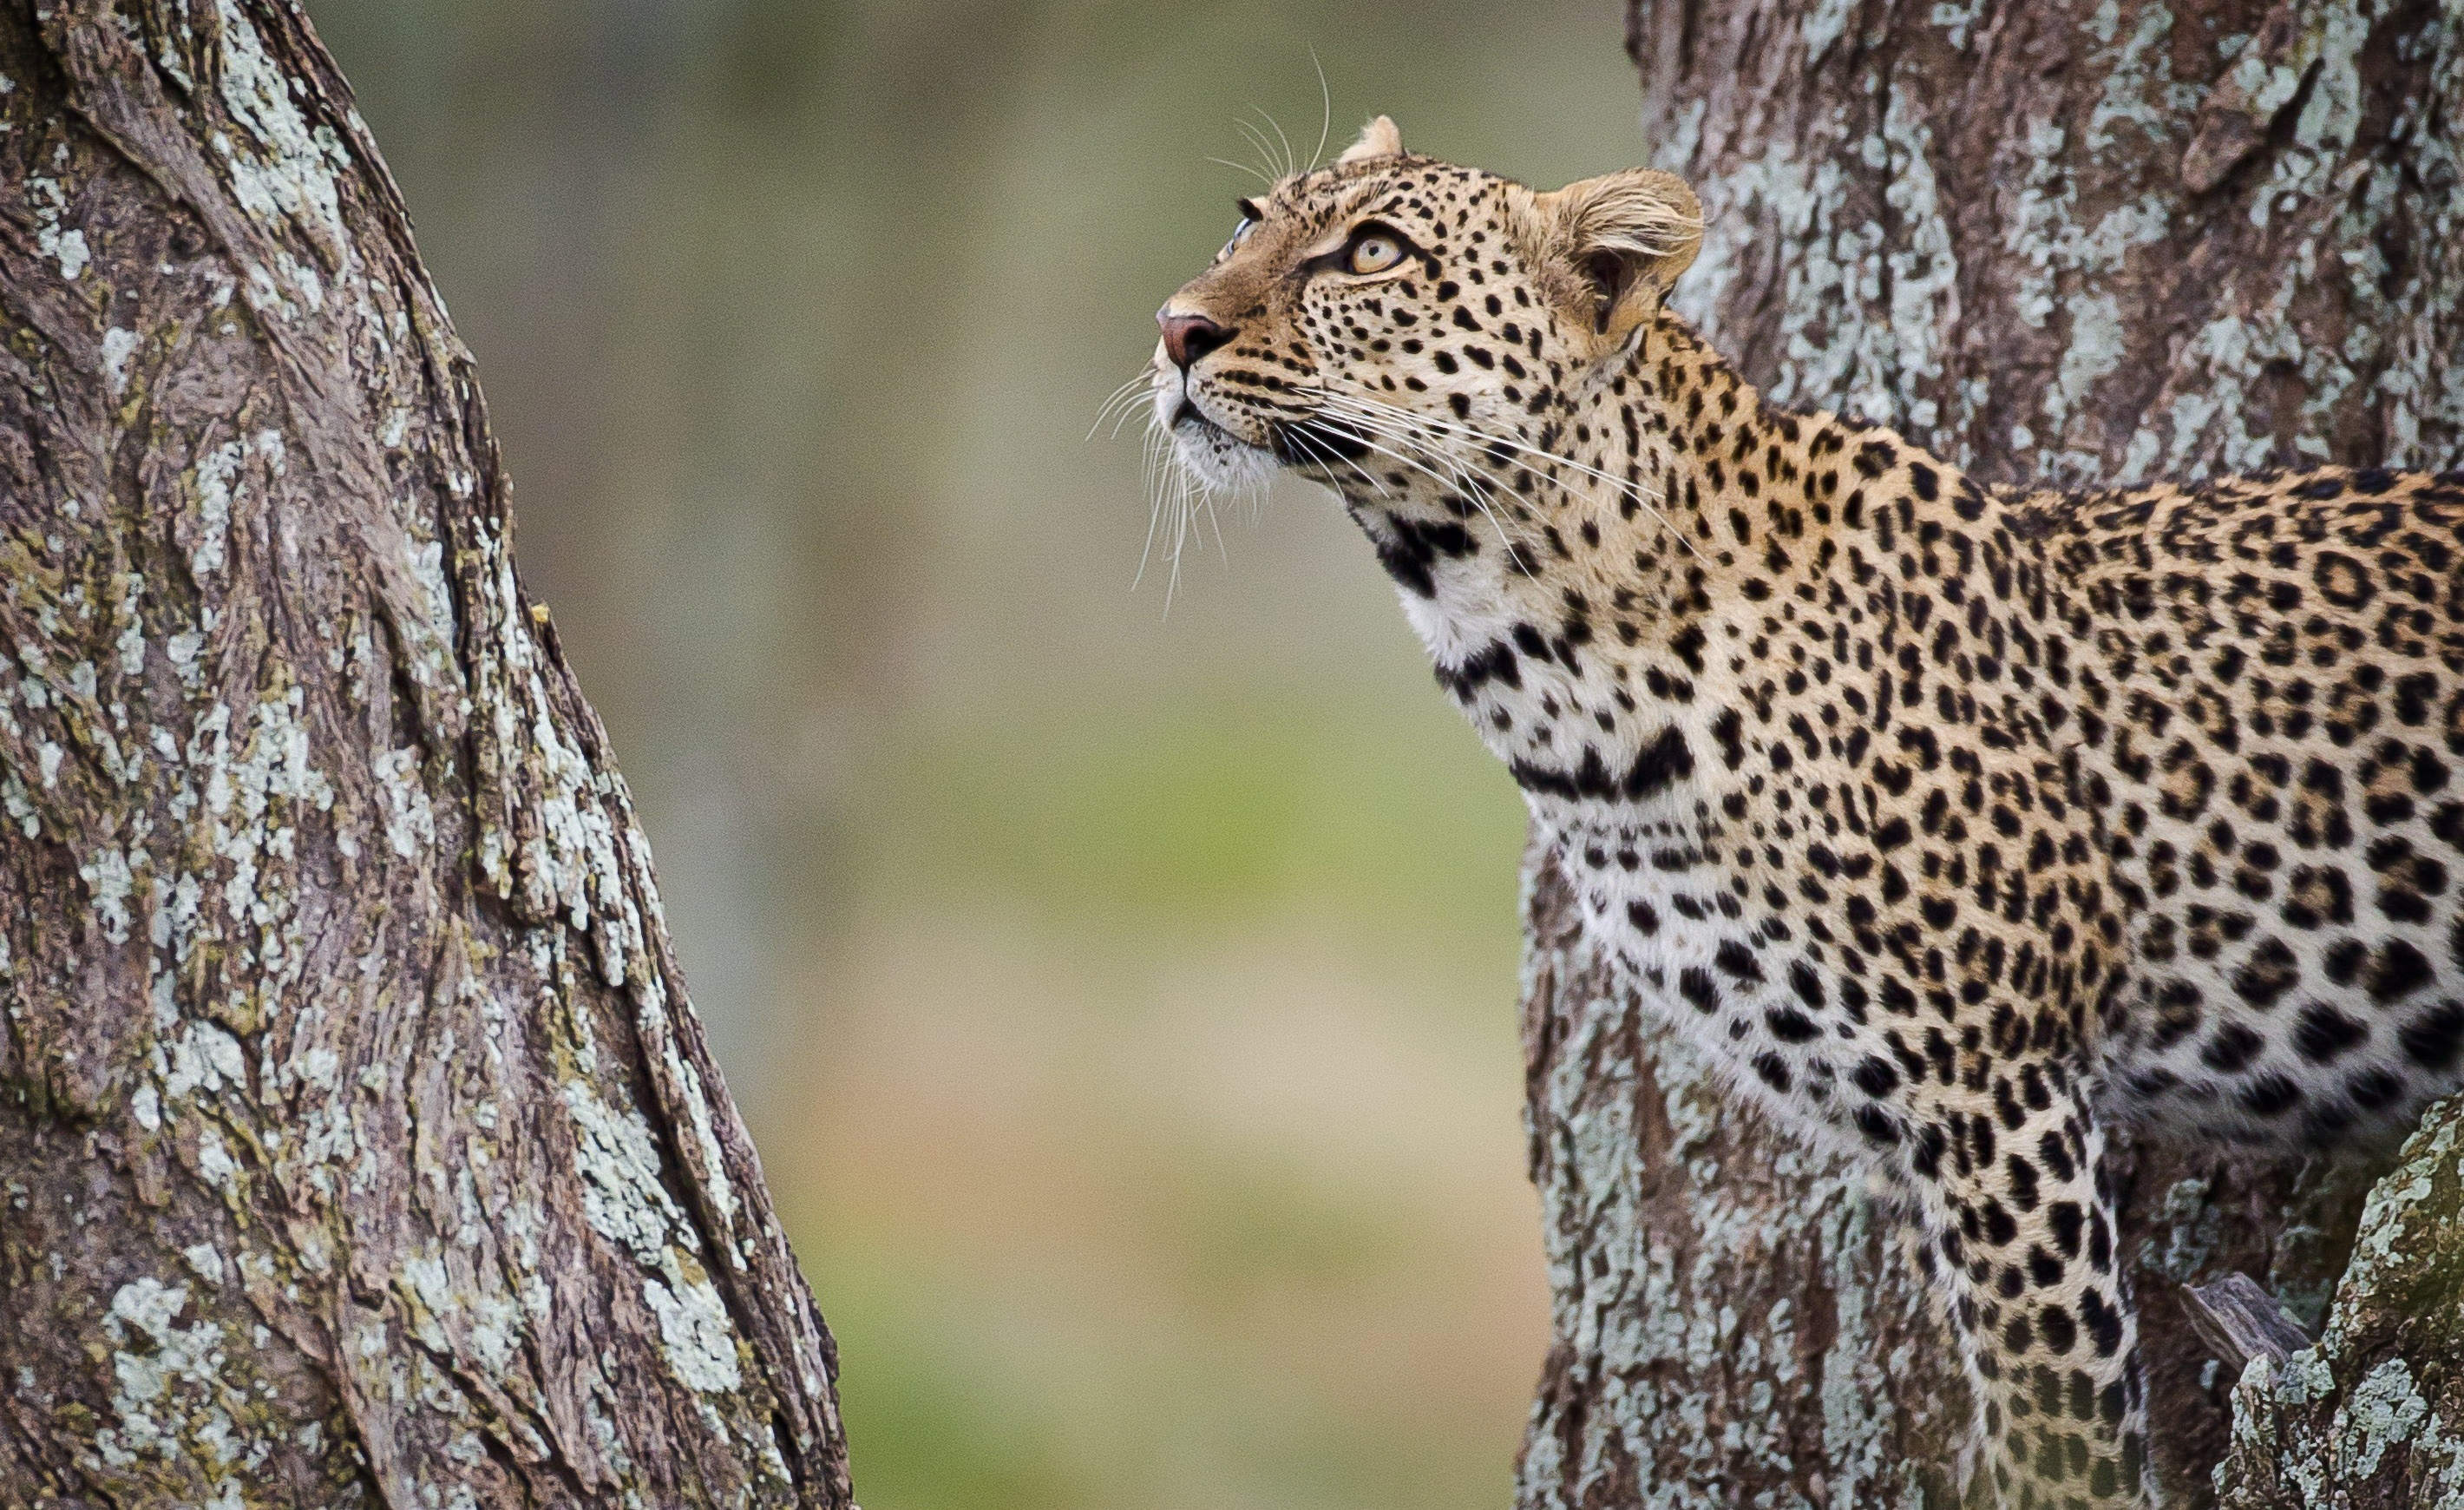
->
[73,1276,280,1500]
[1674,84,1957,443]
[560,1078,746,1395]
[2138,1173,2225,1283]
[25,172,89,282]
[2216,1095,2464,1505]
[208,0,351,273]
[371,745,432,857]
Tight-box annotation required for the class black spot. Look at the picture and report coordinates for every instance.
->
[2201,1021,2264,1073]
[2079,1288,2125,1356]
[2006,1154,2040,1211]
[2313,551,2374,609]
[2397,674,2441,728]
[2368,939,2435,1002]
[2037,1130,2076,1184]
[2038,1303,2077,1355]
[1907,463,1939,502]
[1368,515,1473,598]
[1625,725,1695,800]
[2401,1001,2464,1069]
[2232,938,2300,1008]
[1625,898,1661,935]
[2048,1202,2084,1259]
[2323,937,2369,985]
[2292,1003,2368,1064]
[1715,939,1765,982]
[1752,1052,1791,1092]
[1710,708,1746,770]
[2280,865,2353,929]
[1766,1007,1821,1042]
[1911,1122,1947,1178]
[1509,725,1694,804]
[1670,624,1708,675]
[1850,1056,1899,1097]
[1677,967,1720,1014]
[1434,639,1521,700]
[1853,1104,1901,1146]
[2239,1073,2303,1117]
[2345,1067,2404,1110]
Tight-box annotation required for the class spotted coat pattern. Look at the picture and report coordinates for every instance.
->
[1148,121,2464,1510]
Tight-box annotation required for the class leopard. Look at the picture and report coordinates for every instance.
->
[1142,114,2464,1510]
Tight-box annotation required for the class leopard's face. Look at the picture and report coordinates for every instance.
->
[1150,117,1701,500]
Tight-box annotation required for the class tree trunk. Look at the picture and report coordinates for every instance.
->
[1517,3,2464,1506]
[0,4,850,1505]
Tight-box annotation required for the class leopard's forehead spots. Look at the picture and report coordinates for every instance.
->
[1250,158,1510,263]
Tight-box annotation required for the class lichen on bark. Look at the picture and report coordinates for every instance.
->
[0,3,849,1504]
[2212,1093,2464,1507]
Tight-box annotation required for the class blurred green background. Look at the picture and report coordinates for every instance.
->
[304,3,1649,1505]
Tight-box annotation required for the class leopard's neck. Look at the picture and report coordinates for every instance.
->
[1330,311,1985,835]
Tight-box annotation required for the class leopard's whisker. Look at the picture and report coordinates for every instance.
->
[1252,105,1297,181]
[1090,371,1158,443]
[1207,154,1276,188]
[1321,391,1706,564]
[1232,118,1282,187]
[1291,405,1533,571]
[1307,49,1333,173]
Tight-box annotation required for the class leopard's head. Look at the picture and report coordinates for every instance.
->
[1150,116,1702,502]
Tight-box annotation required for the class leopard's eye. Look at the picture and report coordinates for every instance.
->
[1218,199,1264,259]
[1346,231,1405,276]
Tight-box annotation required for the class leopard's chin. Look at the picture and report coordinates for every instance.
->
[1167,403,1280,491]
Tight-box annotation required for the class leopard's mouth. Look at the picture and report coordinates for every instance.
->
[1160,384,1375,491]
[1163,392,1280,489]
[1268,417,1373,468]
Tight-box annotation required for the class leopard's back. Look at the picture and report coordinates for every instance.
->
[2044,467,2464,1147]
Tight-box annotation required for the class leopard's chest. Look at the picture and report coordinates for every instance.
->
[1543,808,1886,1150]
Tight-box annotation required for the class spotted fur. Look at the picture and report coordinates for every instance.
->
[1147,118,2464,1509]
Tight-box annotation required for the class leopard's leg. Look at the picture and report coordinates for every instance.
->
[1896,1047,2150,1509]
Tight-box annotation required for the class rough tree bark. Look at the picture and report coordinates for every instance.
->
[1517,3,2464,1507]
[0,3,850,1505]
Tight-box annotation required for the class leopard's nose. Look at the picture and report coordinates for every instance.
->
[1157,311,1233,371]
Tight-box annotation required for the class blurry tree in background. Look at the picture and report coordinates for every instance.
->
[299,4,1641,1508]
[0,3,847,1503]
[1517,3,2464,1507]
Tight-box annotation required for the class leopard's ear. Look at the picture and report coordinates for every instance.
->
[1519,168,1702,358]
[1335,115,1405,166]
